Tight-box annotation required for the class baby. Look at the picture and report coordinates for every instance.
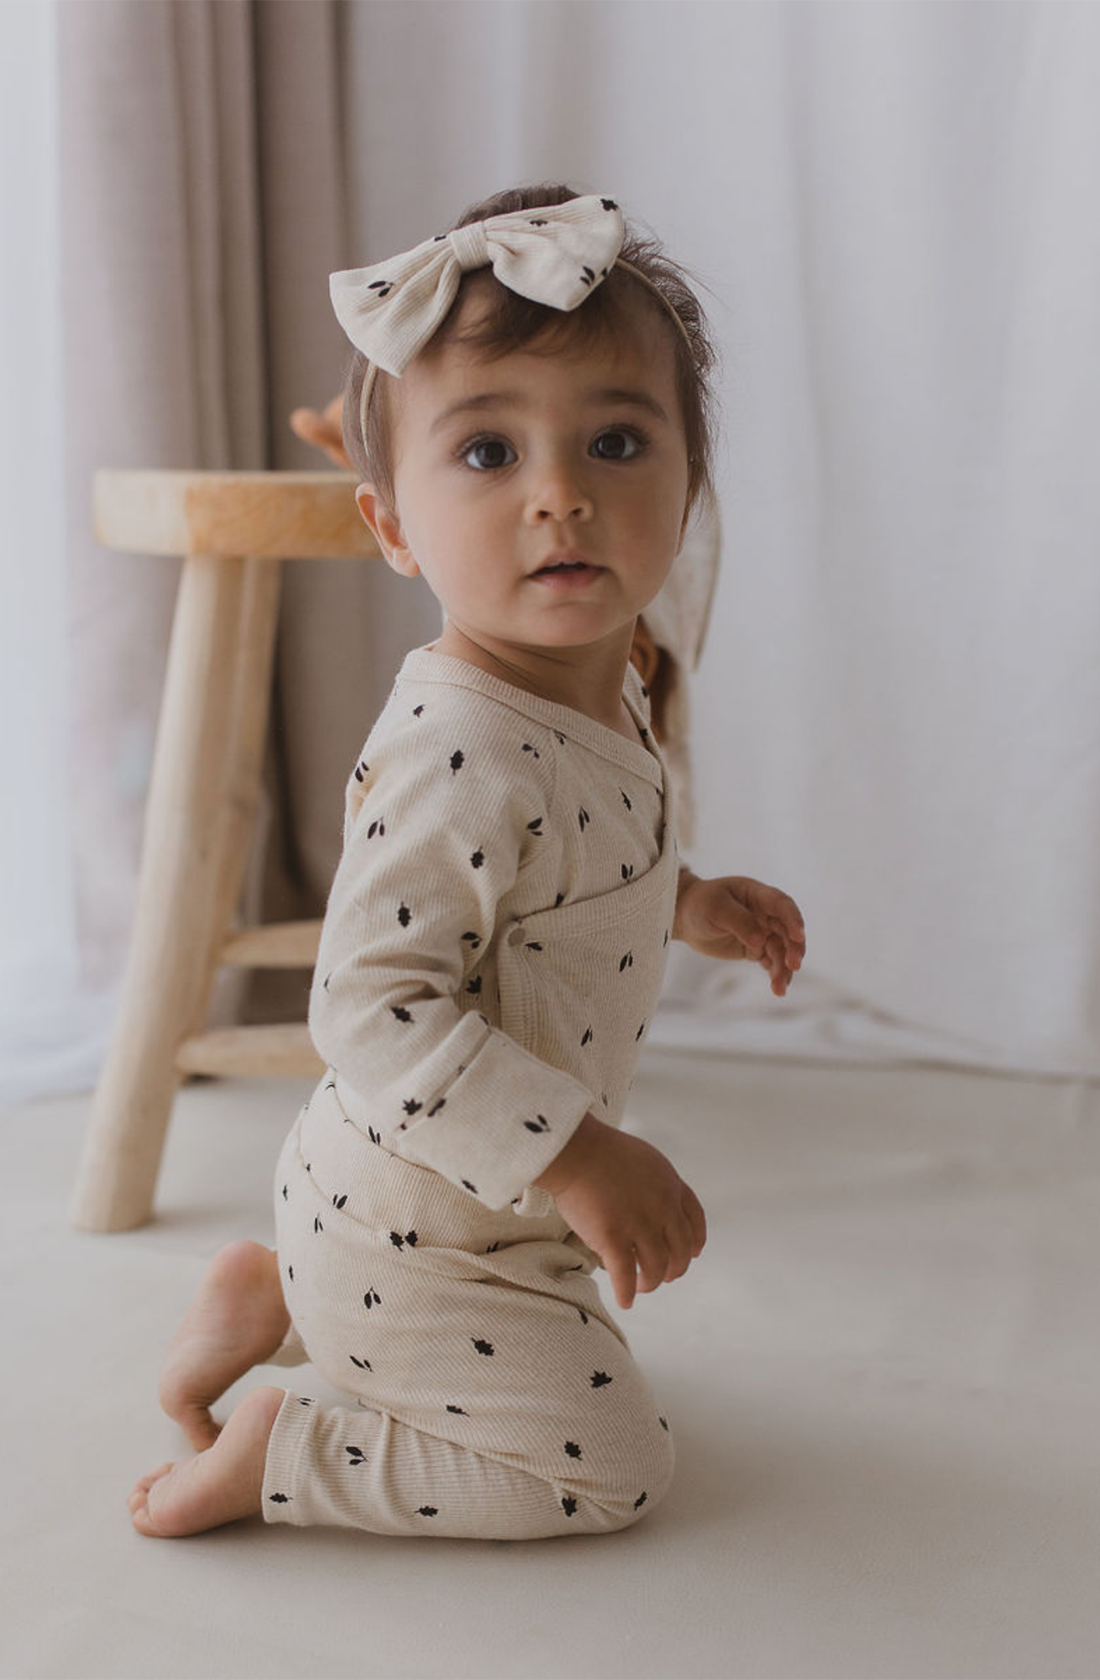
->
[128,182,805,1542]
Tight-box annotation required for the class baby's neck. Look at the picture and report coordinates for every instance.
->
[431,621,638,736]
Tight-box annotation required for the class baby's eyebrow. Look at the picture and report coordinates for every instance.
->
[430,387,670,434]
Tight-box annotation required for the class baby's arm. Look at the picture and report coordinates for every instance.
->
[309,704,595,1209]
[534,1112,707,1310]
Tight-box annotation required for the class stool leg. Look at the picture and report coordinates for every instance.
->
[71,553,282,1231]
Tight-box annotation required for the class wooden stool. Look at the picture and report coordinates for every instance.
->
[71,470,380,1232]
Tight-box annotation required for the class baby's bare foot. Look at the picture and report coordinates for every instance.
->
[128,1386,285,1537]
[158,1239,290,1450]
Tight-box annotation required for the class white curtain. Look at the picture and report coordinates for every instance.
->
[3,0,1099,1113]
[0,2,117,1105]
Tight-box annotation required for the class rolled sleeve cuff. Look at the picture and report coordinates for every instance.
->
[395,1025,594,1209]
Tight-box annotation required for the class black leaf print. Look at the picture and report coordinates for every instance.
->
[470,849,485,869]
[446,1404,468,1415]
[397,902,411,927]
[486,1241,500,1252]
[323,973,331,991]
[525,941,543,953]
[461,930,482,951]
[354,759,369,783]
[350,1354,372,1370]
[281,1183,288,1200]
[313,1215,324,1234]
[345,1446,367,1465]
[554,892,565,907]
[427,1098,446,1117]
[601,197,618,211]
[417,1506,439,1517]
[406,1230,419,1246]
[461,1179,479,1195]
[581,1026,593,1047]
[621,863,634,880]
[553,730,566,745]
[635,1021,647,1042]
[297,1396,313,1406]
[577,1308,589,1325]
[640,681,649,697]
[601,1092,609,1106]
[620,789,632,811]
[368,279,393,296]
[529,217,549,226]
[288,1265,294,1281]
[564,1441,583,1459]
[368,1126,381,1144]
[412,704,424,717]
[268,1492,291,1504]
[522,1113,550,1133]
[527,816,543,835]
[639,727,649,744]
[578,807,590,832]
[466,975,482,994]
[472,1338,495,1356]
[449,750,465,774]
[580,265,595,286]
[619,951,634,972]
[590,1370,613,1388]
[663,929,670,947]
[332,1193,348,1209]
[562,1495,578,1517]
[658,1415,669,1431]
[634,1491,648,1509]
[521,741,540,759]
[402,1098,422,1116]
[389,1231,405,1249]
[363,1289,381,1309]
[391,1005,414,1023]
[367,819,385,839]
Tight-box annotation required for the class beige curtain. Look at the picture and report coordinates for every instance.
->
[57,0,366,1037]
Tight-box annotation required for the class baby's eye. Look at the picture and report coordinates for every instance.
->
[591,428,646,461]
[459,436,516,471]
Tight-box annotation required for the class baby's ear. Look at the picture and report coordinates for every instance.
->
[355,483,420,577]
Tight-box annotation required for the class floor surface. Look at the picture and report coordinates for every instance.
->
[3,1049,1099,1680]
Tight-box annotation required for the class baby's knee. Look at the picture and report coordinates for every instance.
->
[572,1419,676,1534]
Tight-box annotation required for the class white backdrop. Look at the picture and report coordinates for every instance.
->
[340,0,1100,1077]
[3,0,1099,1109]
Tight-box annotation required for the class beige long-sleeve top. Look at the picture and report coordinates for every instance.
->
[309,645,680,1217]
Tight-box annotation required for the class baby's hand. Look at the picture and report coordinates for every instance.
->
[673,872,806,996]
[534,1114,707,1310]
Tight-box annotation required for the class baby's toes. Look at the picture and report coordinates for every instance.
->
[127,1462,175,1527]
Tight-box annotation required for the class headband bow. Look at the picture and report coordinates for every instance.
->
[329,194,625,377]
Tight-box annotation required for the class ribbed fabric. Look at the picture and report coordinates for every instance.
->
[264,1084,675,1538]
[264,647,681,1539]
[308,646,680,1214]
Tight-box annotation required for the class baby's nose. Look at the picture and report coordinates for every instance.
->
[528,471,593,523]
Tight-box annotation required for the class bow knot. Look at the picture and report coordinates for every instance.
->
[448,220,490,271]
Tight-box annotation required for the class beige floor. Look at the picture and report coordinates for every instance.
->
[3,1047,1099,1680]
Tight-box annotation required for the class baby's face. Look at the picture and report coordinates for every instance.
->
[360,287,691,663]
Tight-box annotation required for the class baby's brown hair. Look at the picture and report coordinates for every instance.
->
[341,182,721,525]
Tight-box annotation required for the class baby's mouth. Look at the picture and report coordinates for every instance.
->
[531,556,604,579]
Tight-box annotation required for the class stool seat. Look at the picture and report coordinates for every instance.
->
[71,469,382,1232]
